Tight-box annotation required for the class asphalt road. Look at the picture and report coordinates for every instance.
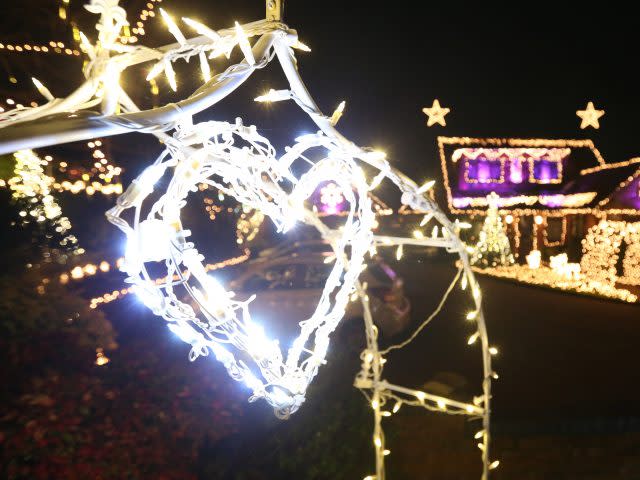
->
[385,257,640,420]
[110,251,640,421]
[96,253,640,478]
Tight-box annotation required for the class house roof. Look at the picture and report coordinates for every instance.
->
[595,160,640,215]
[561,159,640,205]
[437,136,640,215]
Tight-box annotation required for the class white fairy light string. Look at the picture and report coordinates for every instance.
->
[107,120,376,417]
[0,1,496,478]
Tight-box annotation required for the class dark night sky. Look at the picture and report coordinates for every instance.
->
[2,1,640,186]
[182,1,640,182]
[271,2,640,181]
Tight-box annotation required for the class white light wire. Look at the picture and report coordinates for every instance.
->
[0,2,495,478]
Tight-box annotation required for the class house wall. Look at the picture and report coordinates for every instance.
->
[500,213,600,264]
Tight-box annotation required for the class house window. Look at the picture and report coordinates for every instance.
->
[464,158,503,183]
[530,159,562,184]
[543,217,566,247]
[509,158,525,183]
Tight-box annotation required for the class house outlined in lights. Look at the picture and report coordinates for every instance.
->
[437,136,640,262]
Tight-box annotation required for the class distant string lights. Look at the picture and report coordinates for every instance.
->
[542,216,567,247]
[0,1,162,51]
[621,227,640,286]
[0,77,125,206]
[1,141,124,198]
[473,218,640,303]
[0,41,81,57]
[57,258,120,285]
[581,220,625,286]
[7,149,80,252]
[581,220,640,291]
[473,263,637,303]
[120,0,162,44]
[83,139,123,191]
[451,192,597,210]
[89,249,250,309]
[235,206,264,245]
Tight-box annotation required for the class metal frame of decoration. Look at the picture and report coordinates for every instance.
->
[0,2,497,478]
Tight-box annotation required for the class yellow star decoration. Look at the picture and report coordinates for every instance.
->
[422,99,450,127]
[576,101,605,129]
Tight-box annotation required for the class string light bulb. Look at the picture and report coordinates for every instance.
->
[164,60,177,91]
[254,89,291,103]
[417,179,435,194]
[292,40,311,52]
[159,8,186,44]
[234,21,255,65]
[31,77,54,101]
[146,61,165,81]
[182,17,220,41]
[420,212,433,227]
[330,100,346,126]
[199,51,211,81]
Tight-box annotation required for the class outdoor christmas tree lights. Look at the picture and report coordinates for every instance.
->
[471,193,515,268]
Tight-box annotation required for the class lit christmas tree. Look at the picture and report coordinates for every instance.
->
[471,192,515,268]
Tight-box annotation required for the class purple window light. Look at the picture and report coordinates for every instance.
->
[533,160,559,183]
[509,158,524,183]
[466,158,501,183]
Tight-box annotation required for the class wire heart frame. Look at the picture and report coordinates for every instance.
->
[107,120,376,416]
[0,1,496,478]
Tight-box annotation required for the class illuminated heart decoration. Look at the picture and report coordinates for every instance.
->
[107,119,375,417]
